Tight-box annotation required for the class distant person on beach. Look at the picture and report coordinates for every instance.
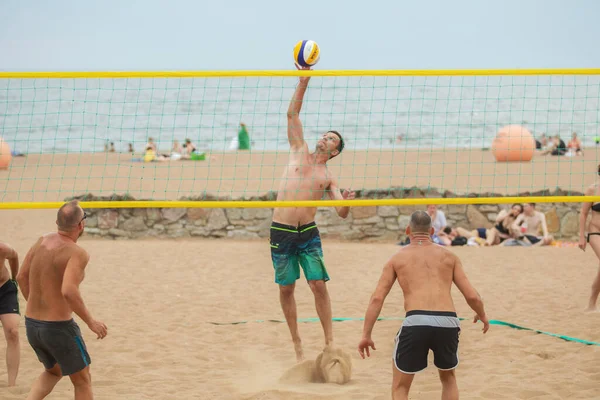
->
[578,164,600,312]
[426,205,447,245]
[17,200,107,400]
[541,135,566,156]
[238,123,251,150]
[511,203,553,246]
[182,139,197,159]
[145,137,157,152]
[270,64,355,362]
[567,132,583,156]
[0,240,20,387]
[128,143,134,154]
[358,211,489,400]
[535,133,548,150]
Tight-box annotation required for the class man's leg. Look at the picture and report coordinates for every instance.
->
[0,313,20,386]
[25,363,62,400]
[439,369,459,400]
[392,363,415,400]
[585,236,600,311]
[307,280,333,346]
[69,366,93,400]
[279,283,304,361]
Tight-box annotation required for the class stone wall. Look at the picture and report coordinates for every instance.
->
[72,188,584,242]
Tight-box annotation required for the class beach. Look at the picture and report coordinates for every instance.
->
[0,146,599,399]
[1,147,599,203]
[0,211,599,399]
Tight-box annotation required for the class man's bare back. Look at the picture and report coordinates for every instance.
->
[358,211,488,400]
[391,241,459,313]
[23,233,87,322]
[17,200,106,399]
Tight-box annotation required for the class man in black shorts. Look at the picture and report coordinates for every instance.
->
[358,211,489,400]
[17,200,107,399]
[0,241,21,387]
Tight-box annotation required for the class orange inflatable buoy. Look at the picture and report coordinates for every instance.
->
[491,125,535,162]
[0,137,11,170]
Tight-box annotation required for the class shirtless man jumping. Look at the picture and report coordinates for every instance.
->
[0,241,20,386]
[270,66,355,362]
[358,211,489,400]
[17,200,107,400]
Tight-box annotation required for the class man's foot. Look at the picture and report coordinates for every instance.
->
[294,341,304,362]
[584,305,597,313]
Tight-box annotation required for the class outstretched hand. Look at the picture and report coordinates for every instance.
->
[342,189,356,200]
[473,314,490,333]
[295,63,311,85]
[358,337,376,359]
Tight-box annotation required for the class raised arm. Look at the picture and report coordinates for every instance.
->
[0,241,19,280]
[287,72,311,151]
[327,176,355,218]
[62,247,107,339]
[511,213,524,232]
[495,209,508,223]
[452,255,489,333]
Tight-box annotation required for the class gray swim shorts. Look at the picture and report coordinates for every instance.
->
[25,317,91,375]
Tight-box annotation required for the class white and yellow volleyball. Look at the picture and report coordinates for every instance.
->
[293,40,320,68]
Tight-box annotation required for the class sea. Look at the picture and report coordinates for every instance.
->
[0,74,598,154]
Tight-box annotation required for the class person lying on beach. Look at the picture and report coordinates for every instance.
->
[456,204,523,246]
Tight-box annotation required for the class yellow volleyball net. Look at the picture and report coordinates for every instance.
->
[0,68,599,210]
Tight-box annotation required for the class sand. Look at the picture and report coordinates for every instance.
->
[0,208,599,399]
[1,147,599,202]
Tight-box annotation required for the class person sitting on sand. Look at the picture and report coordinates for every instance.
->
[510,203,553,246]
[181,138,197,159]
[535,133,548,150]
[567,132,583,156]
[145,137,157,152]
[426,205,448,245]
[456,203,523,246]
[541,135,567,156]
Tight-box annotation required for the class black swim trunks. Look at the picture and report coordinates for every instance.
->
[0,279,19,315]
[393,310,461,374]
[25,317,91,375]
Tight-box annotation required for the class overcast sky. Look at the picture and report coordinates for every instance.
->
[1,0,598,71]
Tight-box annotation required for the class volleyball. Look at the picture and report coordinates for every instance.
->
[293,40,320,68]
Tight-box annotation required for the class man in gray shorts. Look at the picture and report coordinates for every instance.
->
[17,200,107,399]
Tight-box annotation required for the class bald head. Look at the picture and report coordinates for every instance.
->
[56,200,84,231]
[409,210,432,233]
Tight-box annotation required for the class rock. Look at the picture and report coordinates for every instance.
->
[378,206,399,217]
[168,229,189,238]
[226,208,243,221]
[466,205,492,229]
[352,207,377,219]
[146,209,162,222]
[83,228,101,235]
[190,228,210,237]
[397,215,411,231]
[153,224,165,233]
[242,208,272,220]
[211,230,227,238]
[352,216,382,226]
[207,209,229,230]
[478,205,499,213]
[108,228,129,237]
[544,208,560,233]
[447,204,466,214]
[161,208,187,223]
[132,209,146,218]
[486,213,498,222]
[98,210,119,229]
[560,211,579,236]
[122,216,147,231]
[257,219,272,238]
[85,215,98,228]
[166,223,184,232]
[187,208,210,221]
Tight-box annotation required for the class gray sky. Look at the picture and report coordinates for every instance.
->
[1,0,598,71]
